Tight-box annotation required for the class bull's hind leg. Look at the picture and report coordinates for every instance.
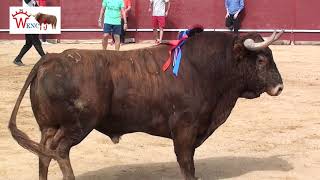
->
[54,125,94,180]
[39,128,57,180]
[39,155,51,180]
[56,144,74,180]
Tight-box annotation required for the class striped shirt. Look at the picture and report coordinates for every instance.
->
[23,0,37,7]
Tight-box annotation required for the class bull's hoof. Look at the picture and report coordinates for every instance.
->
[186,177,202,180]
[111,136,121,144]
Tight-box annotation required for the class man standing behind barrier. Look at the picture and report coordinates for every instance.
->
[149,0,170,44]
[225,0,244,34]
[99,0,128,51]
[13,0,45,66]
[37,0,49,44]
[121,0,131,44]
[110,0,131,45]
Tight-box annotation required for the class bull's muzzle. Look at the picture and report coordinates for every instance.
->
[266,84,284,96]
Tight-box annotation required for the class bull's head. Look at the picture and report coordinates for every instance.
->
[234,31,284,99]
[34,13,42,21]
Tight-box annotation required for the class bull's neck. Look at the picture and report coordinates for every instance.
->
[183,41,244,98]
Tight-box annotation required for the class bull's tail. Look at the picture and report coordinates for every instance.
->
[8,56,56,158]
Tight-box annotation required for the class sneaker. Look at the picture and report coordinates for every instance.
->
[13,60,25,66]
[155,39,161,44]
[42,41,50,45]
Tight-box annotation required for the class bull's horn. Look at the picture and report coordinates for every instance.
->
[273,30,285,41]
[243,30,284,51]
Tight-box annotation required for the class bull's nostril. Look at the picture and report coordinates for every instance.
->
[276,84,284,95]
[267,84,284,96]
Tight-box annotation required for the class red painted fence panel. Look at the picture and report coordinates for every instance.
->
[1,0,319,41]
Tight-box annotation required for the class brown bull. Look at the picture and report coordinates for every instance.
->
[35,13,57,29]
[9,29,284,180]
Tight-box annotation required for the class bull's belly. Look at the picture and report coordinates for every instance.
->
[95,106,172,139]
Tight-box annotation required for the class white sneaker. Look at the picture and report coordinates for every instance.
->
[42,41,50,45]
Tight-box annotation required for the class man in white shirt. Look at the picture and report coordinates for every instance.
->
[148,0,170,44]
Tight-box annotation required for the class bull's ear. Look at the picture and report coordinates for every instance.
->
[233,39,246,61]
[186,25,204,37]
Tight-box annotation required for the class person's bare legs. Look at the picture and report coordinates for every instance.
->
[153,29,159,43]
[102,33,110,50]
[159,28,164,43]
[114,34,121,51]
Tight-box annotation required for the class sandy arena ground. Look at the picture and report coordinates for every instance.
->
[0,41,319,180]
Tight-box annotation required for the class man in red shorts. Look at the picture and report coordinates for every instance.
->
[149,0,170,44]
[37,0,49,44]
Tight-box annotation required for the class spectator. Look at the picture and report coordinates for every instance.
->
[225,0,244,34]
[99,0,128,50]
[121,0,131,43]
[13,0,45,66]
[37,0,49,44]
[149,0,170,44]
[111,0,132,45]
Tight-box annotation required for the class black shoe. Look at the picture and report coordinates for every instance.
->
[13,60,25,66]
[228,26,234,31]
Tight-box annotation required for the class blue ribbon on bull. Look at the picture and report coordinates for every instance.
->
[162,30,190,76]
[172,38,187,76]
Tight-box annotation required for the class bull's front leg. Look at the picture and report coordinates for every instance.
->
[171,113,199,180]
[174,140,197,180]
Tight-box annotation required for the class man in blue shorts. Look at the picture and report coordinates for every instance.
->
[98,0,127,50]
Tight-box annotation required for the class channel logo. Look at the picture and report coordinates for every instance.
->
[10,7,61,34]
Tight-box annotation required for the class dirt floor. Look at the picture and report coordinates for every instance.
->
[0,40,319,180]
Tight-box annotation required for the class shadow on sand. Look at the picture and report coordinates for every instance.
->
[77,155,293,180]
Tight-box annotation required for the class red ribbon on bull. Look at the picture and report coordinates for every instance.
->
[162,30,190,76]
